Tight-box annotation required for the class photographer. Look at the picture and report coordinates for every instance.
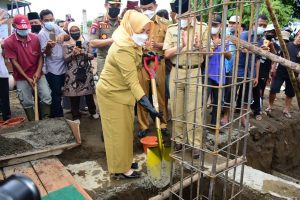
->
[252,24,279,121]
[63,22,99,122]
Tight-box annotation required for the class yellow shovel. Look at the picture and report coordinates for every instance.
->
[143,54,171,188]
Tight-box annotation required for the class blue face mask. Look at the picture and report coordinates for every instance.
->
[257,27,265,35]
[16,29,29,37]
[44,22,55,31]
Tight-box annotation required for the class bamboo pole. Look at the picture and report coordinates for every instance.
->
[149,157,244,200]
[265,0,300,110]
[227,35,300,73]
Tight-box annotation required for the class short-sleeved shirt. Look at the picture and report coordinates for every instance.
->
[144,15,170,56]
[237,31,263,78]
[38,24,66,75]
[90,15,119,59]
[163,22,208,66]
[259,42,280,79]
[208,41,229,85]
[4,33,41,81]
[277,41,300,77]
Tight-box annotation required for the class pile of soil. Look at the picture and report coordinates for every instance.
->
[0,118,75,157]
[0,136,33,156]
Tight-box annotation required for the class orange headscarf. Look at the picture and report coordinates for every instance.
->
[112,10,153,47]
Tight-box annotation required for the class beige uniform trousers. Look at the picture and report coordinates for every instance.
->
[137,60,167,130]
[170,67,203,147]
[97,57,106,77]
[97,92,134,173]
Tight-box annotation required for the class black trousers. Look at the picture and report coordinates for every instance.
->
[0,78,11,120]
[69,94,96,120]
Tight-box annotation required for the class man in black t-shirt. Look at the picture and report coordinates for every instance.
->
[265,30,300,118]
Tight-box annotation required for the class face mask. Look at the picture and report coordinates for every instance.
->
[108,7,120,19]
[131,33,148,46]
[16,29,29,37]
[44,21,55,31]
[31,25,42,34]
[257,26,265,35]
[70,31,81,40]
[143,10,155,19]
[211,27,220,35]
[180,19,188,28]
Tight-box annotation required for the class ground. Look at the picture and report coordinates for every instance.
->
[1,85,300,199]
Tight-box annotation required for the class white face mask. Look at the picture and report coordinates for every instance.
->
[211,27,220,35]
[180,19,188,28]
[257,26,265,35]
[143,10,155,19]
[131,33,148,46]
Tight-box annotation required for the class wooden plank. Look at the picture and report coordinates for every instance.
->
[0,168,4,181]
[0,143,79,167]
[32,157,92,200]
[2,162,47,197]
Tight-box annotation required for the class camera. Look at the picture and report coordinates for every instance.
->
[265,33,275,41]
[0,175,41,200]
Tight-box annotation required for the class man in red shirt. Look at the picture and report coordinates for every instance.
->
[4,14,52,121]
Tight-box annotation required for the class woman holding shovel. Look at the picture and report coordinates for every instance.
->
[96,10,162,178]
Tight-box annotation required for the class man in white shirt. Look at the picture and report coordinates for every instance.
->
[0,38,11,121]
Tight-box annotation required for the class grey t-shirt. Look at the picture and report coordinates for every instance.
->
[38,24,66,75]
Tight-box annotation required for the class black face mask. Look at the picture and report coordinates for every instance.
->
[70,32,81,41]
[31,25,42,34]
[108,7,120,19]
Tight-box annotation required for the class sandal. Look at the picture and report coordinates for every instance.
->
[255,114,262,121]
[117,171,140,179]
[283,111,292,119]
[131,162,138,170]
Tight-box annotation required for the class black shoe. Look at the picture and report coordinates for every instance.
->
[161,128,169,136]
[131,162,138,169]
[116,171,140,179]
[137,129,148,138]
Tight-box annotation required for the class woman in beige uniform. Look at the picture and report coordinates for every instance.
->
[96,10,162,178]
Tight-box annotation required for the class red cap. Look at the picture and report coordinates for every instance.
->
[13,14,31,30]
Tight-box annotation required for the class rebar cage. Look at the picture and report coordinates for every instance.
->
[169,0,262,199]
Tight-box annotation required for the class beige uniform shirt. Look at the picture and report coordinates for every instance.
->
[97,43,145,106]
[163,22,208,66]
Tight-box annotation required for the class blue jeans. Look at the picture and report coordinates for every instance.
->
[16,75,52,108]
[46,72,65,117]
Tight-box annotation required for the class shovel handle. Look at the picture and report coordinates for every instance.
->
[34,78,39,121]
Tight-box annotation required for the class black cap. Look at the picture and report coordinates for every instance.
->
[27,12,40,20]
[173,0,189,14]
[140,0,156,5]
[212,15,222,24]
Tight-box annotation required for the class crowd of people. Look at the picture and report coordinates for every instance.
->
[0,0,300,178]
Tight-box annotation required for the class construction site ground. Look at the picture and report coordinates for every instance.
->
[1,86,300,199]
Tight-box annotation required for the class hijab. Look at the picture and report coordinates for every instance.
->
[65,22,84,46]
[112,10,153,47]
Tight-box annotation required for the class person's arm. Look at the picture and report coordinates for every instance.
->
[164,29,186,59]
[90,38,114,48]
[253,59,260,87]
[11,58,34,87]
[86,42,94,60]
[33,55,43,81]
[115,48,145,100]
[224,43,232,60]
[63,44,73,62]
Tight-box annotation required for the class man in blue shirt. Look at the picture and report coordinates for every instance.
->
[222,14,268,127]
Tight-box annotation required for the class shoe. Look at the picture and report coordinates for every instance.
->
[91,113,100,119]
[137,129,148,138]
[131,162,138,169]
[40,103,51,119]
[24,107,35,121]
[161,128,169,136]
[118,171,140,179]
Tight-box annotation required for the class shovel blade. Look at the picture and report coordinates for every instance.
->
[147,146,171,188]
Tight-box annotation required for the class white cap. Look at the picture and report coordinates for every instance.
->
[229,16,240,23]
[281,31,290,41]
[265,24,275,32]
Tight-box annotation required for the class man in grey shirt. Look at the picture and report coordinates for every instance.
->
[38,9,68,117]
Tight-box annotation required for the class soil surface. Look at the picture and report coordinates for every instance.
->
[0,117,75,157]
[2,88,300,199]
